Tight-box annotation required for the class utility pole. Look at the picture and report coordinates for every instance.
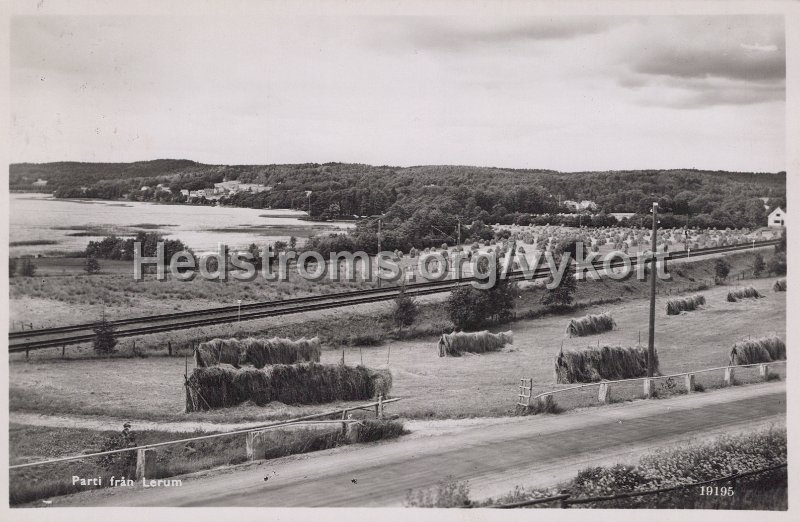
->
[647,202,658,377]
[684,212,690,257]
[377,218,382,289]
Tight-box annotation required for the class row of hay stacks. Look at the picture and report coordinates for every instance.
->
[729,336,786,366]
[665,294,706,315]
[194,337,321,368]
[438,330,513,357]
[186,363,392,412]
[727,286,763,302]
[773,279,787,292]
[554,345,656,383]
[566,312,615,338]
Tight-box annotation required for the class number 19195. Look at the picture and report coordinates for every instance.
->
[699,486,734,496]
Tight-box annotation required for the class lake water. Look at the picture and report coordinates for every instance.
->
[9,193,354,256]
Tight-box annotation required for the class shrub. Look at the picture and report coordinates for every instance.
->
[9,257,17,277]
[554,345,656,383]
[356,419,406,442]
[752,253,765,277]
[542,271,577,307]
[85,255,101,274]
[773,279,786,292]
[768,253,786,276]
[92,318,118,354]
[516,395,561,415]
[392,288,419,334]
[714,258,730,283]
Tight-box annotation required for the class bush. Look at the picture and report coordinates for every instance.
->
[485,426,787,509]
[542,271,577,307]
[768,253,786,276]
[93,318,118,354]
[392,288,419,334]
[85,255,101,275]
[752,253,765,277]
[9,257,17,277]
[714,258,730,283]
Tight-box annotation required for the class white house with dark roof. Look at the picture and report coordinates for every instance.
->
[768,207,786,228]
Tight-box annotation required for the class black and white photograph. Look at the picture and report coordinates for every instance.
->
[2,0,797,518]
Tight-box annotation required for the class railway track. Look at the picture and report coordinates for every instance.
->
[8,239,779,352]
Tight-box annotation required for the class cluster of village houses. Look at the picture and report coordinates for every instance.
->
[141,179,271,201]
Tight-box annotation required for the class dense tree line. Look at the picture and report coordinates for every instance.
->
[85,232,193,263]
[12,161,785,236]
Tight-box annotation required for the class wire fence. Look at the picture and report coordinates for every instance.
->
[9,397,401,470]
[518,360,786,411]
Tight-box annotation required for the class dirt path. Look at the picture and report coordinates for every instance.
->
[40,381,785,507]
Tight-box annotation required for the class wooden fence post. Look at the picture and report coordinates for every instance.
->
[378,394,385,419]
[168,341,172,357]
[62,344,66,359]
[643,378,654,398]
[724,367,735,387]
[759,364,770,381]
[598,383,610,403]
[135,448,157,479]
[685,373,695,393]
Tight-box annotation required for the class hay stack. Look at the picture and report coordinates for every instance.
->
[194,338,243,368]
[438,330,513,357]
[665,294,706,315]
[185,363,392,411]
[565,312,615,337]
[773,279,787,292]
[240,337,321,368]
[554,345,656,384]
[729,336,786,365]
[194,337,321,368]
[726,287,763,302]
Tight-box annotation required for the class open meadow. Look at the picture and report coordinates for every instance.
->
[9,273,785,423]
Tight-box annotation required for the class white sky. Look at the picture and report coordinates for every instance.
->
[10,14,786,171]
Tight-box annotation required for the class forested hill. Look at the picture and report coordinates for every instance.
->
[10,161,786,229]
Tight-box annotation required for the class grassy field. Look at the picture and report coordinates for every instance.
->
[9,271,785,422]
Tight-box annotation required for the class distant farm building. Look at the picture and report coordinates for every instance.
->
[32,178,48,187]
[610,212,636,222]
[563,200,598,211]
[768,207,786,228]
